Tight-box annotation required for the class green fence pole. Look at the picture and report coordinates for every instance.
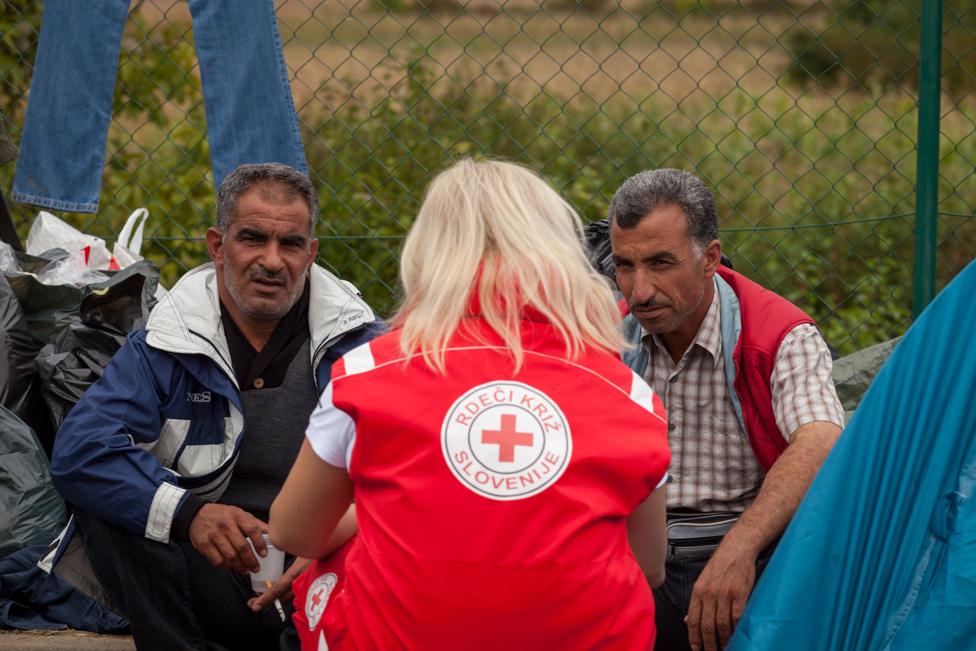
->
[913,0,944,318]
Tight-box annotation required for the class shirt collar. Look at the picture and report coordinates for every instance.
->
[695,279,722,365]
[640,278,722,366]
[219,280,311,388]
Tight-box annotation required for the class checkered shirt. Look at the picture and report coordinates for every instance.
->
[643,280,844,512]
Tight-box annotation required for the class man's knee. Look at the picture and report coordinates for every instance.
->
[73,509,178,563]
[71,507,192,605]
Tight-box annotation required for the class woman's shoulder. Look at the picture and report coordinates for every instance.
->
[331,328,407,381]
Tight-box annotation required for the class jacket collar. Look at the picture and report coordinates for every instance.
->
[145,263,375,382]
[714,271,746,436]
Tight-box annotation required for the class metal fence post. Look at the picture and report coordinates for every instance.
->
[913,0,944,318]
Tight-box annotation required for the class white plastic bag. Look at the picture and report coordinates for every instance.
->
[26,208,152,271]
[0,241,17,273]
[23,208,168,296]
[112,208,168,300]
[112,208,149,269]
[26,211,113,270]
[36,252,110,287]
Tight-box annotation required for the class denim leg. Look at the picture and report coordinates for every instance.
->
[187,0,308,190]
[654,550,774,651]
[73,509,287,651]
[14,0,307,212]
[11,0,130,213]
[654,556,709,651]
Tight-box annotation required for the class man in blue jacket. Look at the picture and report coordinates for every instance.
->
[47,162,382,650]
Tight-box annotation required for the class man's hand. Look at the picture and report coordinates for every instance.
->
[683,422,842,650]
[188,503,267,573]
[248,557,311,614]
[685,546,756,651]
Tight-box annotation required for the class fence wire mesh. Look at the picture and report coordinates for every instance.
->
[1,0,974,355]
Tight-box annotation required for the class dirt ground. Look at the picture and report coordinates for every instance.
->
[0,629,135,651]
[129,0,807,107]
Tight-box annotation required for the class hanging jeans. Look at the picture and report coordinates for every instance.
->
[11,0,307,213]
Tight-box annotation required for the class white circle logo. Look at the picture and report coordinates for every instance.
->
[306,572,338,631]
[442,381,572,500]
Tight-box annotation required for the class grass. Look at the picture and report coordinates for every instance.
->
[277,2,799,108]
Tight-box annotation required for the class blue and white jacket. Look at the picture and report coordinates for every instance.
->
[42,263,381,600]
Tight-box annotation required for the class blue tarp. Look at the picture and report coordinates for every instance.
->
[729,259,976,650]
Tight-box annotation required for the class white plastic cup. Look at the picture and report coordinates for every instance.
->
[249,533,285,593]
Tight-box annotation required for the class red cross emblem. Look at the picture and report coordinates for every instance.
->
[305,572,337,631]
[481,413,534,462]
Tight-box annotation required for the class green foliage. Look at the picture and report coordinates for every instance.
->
[548,0,611,15]
[369,0,465,14]
[369,0,405,13]
[300,52,966,355]
[0,0,42,125]
[784,0,976,95]
[416,0,467,14]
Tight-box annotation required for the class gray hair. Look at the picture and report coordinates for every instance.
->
[608,168,718,249]
[215,163,318,234]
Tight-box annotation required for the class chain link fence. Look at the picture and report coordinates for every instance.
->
[1,0,974,355]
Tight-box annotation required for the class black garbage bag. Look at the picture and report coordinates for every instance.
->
[0,274,51,449]
[78,261,158,333]
[3,250,158,342]
[35,324,128,434]
[3,249,91,346]
[583,219,615,280]
[2,256,159,452]
[35,264,158,432]
[0,405,67,558]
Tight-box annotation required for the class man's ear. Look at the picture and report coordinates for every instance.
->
[205,227,224,265]
[308,237,319,268]
[702,238,722,277]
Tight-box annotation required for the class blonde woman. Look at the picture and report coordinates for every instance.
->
[270,158,670,650]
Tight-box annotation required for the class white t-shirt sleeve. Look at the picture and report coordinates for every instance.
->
[305,381,357,469]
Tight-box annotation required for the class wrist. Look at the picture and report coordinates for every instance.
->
[715,520,767,563]
[172,493,208,541]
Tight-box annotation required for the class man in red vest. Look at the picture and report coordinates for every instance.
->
[609,169,845,651]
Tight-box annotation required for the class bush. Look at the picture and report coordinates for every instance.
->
[0,0,42,126]
[300,53,963,355]
[784,0,976,95]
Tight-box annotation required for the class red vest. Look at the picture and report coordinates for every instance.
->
[715,266,816,470]
[311,316,670,650]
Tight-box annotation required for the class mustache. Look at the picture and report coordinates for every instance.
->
[249,267,285,283]
[632,300,669,310]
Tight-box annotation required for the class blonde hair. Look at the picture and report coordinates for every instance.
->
[393,158,625,372]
